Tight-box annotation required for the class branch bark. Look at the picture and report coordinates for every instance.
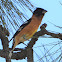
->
[0,25,11,62]
[27,48,33,62]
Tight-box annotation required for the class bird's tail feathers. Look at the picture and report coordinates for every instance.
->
[9,50,13,58]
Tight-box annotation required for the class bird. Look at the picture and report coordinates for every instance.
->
[9,8,47,58]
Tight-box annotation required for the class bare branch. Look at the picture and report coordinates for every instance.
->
[0,26,11,62]
[0,23,62,60]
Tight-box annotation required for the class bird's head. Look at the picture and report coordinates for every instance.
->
[33,8,47,17]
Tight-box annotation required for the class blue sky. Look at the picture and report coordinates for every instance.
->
[0,0,62,62]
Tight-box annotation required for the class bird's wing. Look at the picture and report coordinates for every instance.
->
[11,18,32,47]
[12,18,32,39]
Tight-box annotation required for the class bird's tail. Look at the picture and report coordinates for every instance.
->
[9,38,15,58]
[9,50,13,59]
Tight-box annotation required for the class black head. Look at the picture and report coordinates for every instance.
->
[33,8,47,17]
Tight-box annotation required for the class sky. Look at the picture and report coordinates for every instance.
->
[0,0,62,62]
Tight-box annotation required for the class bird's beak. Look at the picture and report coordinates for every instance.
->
[42,10,47,14]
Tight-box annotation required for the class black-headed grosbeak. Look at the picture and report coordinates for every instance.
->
[9,8,47,57]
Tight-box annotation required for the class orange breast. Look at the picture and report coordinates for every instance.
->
[15,17,42,43]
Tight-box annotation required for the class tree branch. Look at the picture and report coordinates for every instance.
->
[0,23,62,60]
[0,25,11,62]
